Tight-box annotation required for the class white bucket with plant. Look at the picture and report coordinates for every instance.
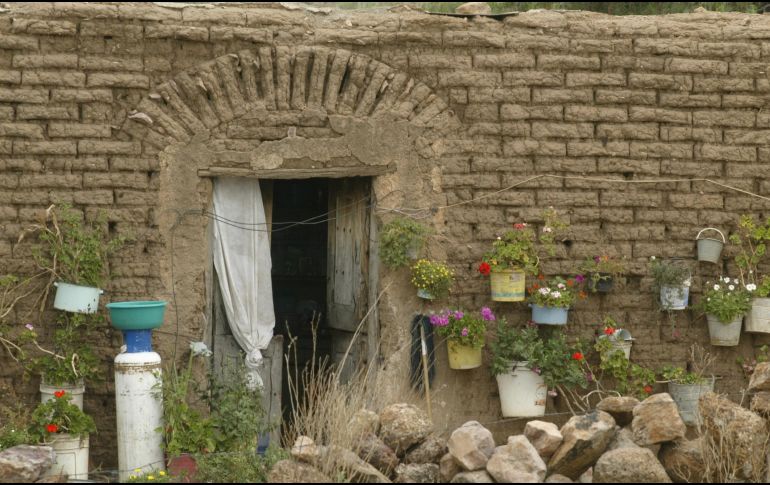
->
[411,259,453,300]
[649,257,691,311]
[580,255,625,293]
[429,307,495,370]
[380,217,430,268]
[731,215,770,333]
[696,277,751,347]
[596,317,633,360]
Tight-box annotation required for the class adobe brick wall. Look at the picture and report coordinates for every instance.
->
[2,2,770,465]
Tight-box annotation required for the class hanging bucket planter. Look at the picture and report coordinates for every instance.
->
[668,378,715,426]
[598,329,634,360]
[745,298,770,334]
[660,286,689,311]
[496,362,546,418]
[490,268,525,302]
[417,288,435,300]
[588,273,614,293]
[696,228,725,264]
[531,305,569,325]
[43,434,89,480]
[706,314,743,347]
[447,340,482,370]
[53,282,103,314]
[40,380,85,411]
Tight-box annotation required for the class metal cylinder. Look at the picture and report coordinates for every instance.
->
[115,350,165,481]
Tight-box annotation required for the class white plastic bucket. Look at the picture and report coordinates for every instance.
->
[44,434,89,480]
[696,228,725,264]
[40,380,85,411]
[707,314,743,347]
[496,362,546,418]
[53,282,103,314]
[745,298,770,334]
[668,378,715,426]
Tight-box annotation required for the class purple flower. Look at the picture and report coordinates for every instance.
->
[594,256,601,263]
[531,367,541,375]
[24,323,34,331]
[480,307,496,321]
[453,311,464,320]
[585,372,594,383]
[461,327,469,337]
[429,314,449,327]
[575,274,585,283]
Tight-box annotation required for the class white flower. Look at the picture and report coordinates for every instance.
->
[542,226,553,233]
[713,284,721,291]
[557,283,566,290]
[497,236,502,240]
[683,278,692,287]
[729,285,735,291]
[707,298,711,301]
[722,277,730,283]
[190,341,212,357]
[650,256,656,260]
[539,287,550,295]
[748,284,757,292]
[551,291,562,298]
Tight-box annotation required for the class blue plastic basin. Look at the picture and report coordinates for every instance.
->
[106,301,167,330]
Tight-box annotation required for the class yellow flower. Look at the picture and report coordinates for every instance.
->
[148,476,155,481]
[135,469,142,473]
[129,476,136,481]
[159,471,166,477]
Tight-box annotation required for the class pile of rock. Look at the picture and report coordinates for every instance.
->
[269,392,769,483]
[0,445,60,483]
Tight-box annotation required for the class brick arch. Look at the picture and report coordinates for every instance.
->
[120,46,459,146]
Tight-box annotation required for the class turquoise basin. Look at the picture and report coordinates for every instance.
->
[106,301,167,330]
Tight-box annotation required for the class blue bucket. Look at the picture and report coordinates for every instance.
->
[531,305,569,325]
[106,301,167,331]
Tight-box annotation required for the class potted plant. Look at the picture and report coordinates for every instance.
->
[490,323,587,417]
[479,208,565,302]
[596,316,633,360]
[29,390,96,480]
[580,256,625,293]
[695,277,751,347]
[593,335,656,400]
[411,259,453,300]
[661,366,714,426]
[429,307,493,370]
[731,215,770,333]
[380,217,430,268]
[649,257,691,310]
[526,276,583,325]
[696,228,726,264]
[26,205,127,314]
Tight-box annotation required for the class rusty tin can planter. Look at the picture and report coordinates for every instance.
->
[490,268,526,302]
[447,340,483,370]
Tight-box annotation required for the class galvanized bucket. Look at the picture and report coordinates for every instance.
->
[668,377,715,426]
[707,314,743,346]
[660,285,689,310]
[696,228,725,264]
[745,297,770,334]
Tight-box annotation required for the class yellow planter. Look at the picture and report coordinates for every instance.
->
[448,340,483,370]
[490,268,526,302]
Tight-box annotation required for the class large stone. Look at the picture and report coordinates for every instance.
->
[748,362,770,391]
[439,453,463,482]
[454,2,492,14]
[267,460,333,483]
[546,474,574,483]
[596,396,640,427]
[631,393,686,446]
[607,427,660,455]
[486,435,547,482]
[659,438,706,483]
[699,392,768,481]
[548,411,616,480]
[291,436,320,463]
[448,421,496,471]
[750,391,770,416]
[524,420,563,459]
[379,404,432,455]
[320,446,392,483]
[593,447,671,483]
[394,463,438,483]
[451,470,495,483]
[578,468,593,483]
[352,409,381,437]
[405,435,447,464]
[358,433,400,476]
[0,446,55,483]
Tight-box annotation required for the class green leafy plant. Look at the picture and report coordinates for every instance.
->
[580,256,625,292]
[380,217,430,269]
[660,365,709,385]
[0,404,32,451]
[649,257,691,289]
[730,214,770,294]
[695,277,752,323]
[32,313,102,386]
[411,259,454,298]
[526,276,582,308]
[28,391,96,442]
[593,337,656,399]
[479,208,566,276]
[428,307,495,349]
[195,447,288,483]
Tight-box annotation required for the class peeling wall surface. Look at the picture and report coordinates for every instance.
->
[4,2,770,464]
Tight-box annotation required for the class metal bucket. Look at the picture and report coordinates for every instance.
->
[660,285,689,310]
[531,305,569,325]
[696,228,725,264]
[496,362,547,418]
[447,340,483,370]
[668,378,715,426]
[53,282,103,314]
[707,314,743,346]
[745,297,770,334]
[417,288,435,300]
[490,268,526,302]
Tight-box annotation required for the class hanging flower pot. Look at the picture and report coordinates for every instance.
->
[587,273,614,293]
[706,314,743,347]
[417,288,435,300]
[580,256,625,294]
[411,259,453,301]
[490,268,526,302]
[530,305,569,326]
[696,228,725,264]
[668,378,715,426]
[659,285,689,310]
[447,340,482,370]
[598,327,634,360]
[43,434,90,480]
[527,276,582,325]
[40,380,85,411]
[650,257,691,311]
[53,282,103,314]
[496,362,546,418]
[745,297,770,334]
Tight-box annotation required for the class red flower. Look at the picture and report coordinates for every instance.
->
[46,424,58,433]
[579,291,588,300]
[54,390,65,399]
[566,279,574,287]
[513,223,527,230]
[571,352,584,361]
[532,283,540,290]
[478,262,491,276]
[537,274,545,281]
[604,327,615,336]
[644,385,653,394]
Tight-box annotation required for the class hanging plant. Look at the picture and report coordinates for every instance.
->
[380,217,430,269]
[411,259,454,299]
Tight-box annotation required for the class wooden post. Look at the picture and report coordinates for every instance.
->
[419,324,432,421]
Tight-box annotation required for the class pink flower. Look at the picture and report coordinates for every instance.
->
[454,311,464,320]
[461,327,469,337]
[480,307,495,321]
[575,274,585,283]
[24,323,34,331]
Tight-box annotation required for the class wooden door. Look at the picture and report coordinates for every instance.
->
[327,178,371,381]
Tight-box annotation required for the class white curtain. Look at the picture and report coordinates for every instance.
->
[212,177,275,390]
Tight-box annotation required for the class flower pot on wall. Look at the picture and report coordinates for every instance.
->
[668,378,715,426]
[696,228,725,264]
[660,286,689,310]
[745,298,770,334]
[40,380,85,411]
[53,282,103,314]
[531,305,569,325]
[588,273,614,293]
[496,362,546,418]
[447,340,482,370]
[43,434,89,480]
[490,268,525,302]
[707,314,743,347]
[417,288,435,300]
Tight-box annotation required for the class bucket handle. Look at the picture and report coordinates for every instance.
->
[696,227,725,243]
